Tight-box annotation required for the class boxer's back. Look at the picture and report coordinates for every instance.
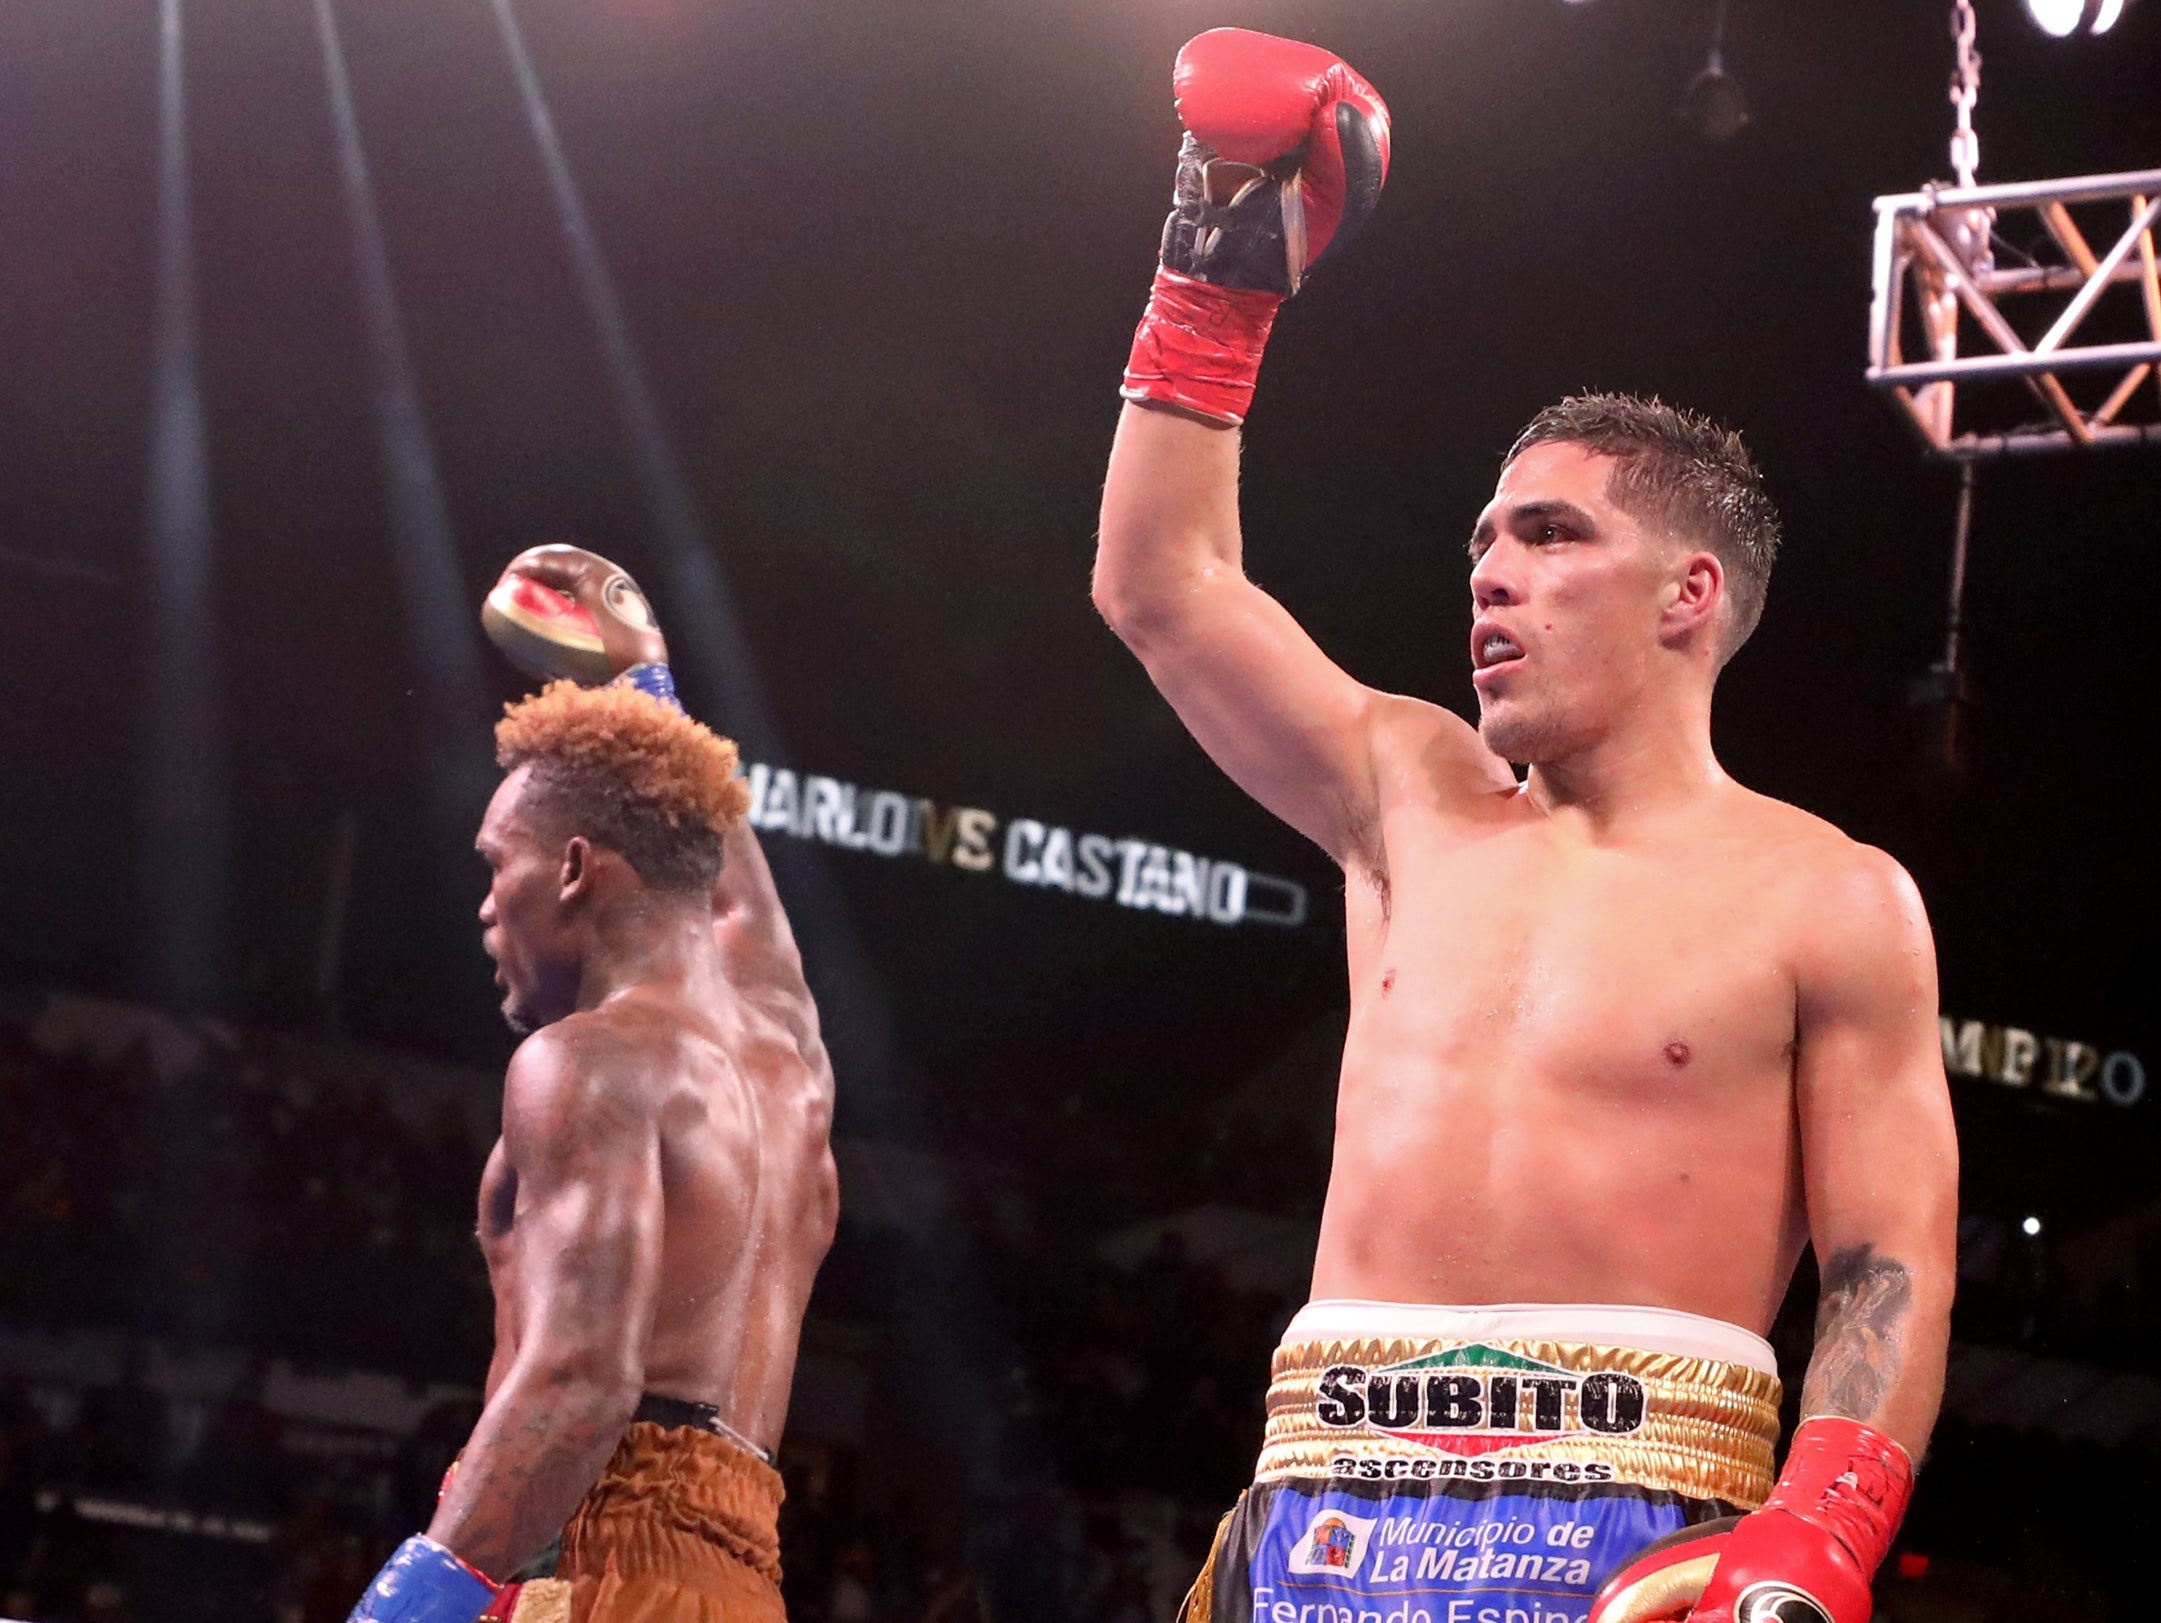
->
[652,979,838,1453]
[479,984,836,1454]
[624,986,836,1453]
[1313,701,1854,1331]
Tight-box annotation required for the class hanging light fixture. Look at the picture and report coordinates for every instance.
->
[1680,0,1748,142]
[2023,0,2130,35]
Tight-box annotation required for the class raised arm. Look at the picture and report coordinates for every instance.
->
[1792,847,1957,1455]
[478,543,831,1080]
[429,1025,664,1578]
[711,818,831,1081]
[1096,404,1382,859]
[711,817,800,980]
[1096,31,1398,863]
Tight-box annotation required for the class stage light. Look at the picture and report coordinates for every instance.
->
[2022,1215,2043,1236]
[2024,0,2129,35]
[1680,54,1749,142]
[1680,0,1748,143]
[312,0,495,850]
[144,0,232,1010]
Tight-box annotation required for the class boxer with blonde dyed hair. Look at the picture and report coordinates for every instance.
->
[487,680,754,998]
[349,555,836,1623]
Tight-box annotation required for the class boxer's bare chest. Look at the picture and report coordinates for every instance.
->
[1316,784,1818,1312]
[1350,805,1798,1094]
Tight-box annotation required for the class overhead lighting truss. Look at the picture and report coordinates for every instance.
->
[1867,168,2161,459]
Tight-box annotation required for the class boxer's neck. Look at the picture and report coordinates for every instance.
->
[1524,683,1723,836]
[571,896,726,1015]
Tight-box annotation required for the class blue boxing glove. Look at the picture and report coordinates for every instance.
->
[347,1536,497,1623]
[617,659,679,710]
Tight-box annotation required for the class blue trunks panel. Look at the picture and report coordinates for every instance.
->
[1211,1478,1713,1623]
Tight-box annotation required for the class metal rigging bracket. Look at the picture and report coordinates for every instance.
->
[1869,171,2161,459]
[1872,2,2160,771]
[1866,1,2161,460]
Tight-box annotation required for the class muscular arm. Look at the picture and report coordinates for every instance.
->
[712,819,832,1083]
[1792,849,1958,1457]
[712,819,800,981]
[430,1026,664,1577]
[1094,402,1385,861]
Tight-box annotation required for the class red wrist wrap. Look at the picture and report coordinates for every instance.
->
[1120,267,1283,426]
[1764,1417,1915,1577]
[451,1545,498,1591]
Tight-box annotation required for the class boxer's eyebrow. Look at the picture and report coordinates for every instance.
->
[1509,499,1597,538]
[1466,499,1597,558]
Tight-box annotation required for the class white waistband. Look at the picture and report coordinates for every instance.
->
[1283,1299,1777,1377]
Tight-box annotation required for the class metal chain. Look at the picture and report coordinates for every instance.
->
[1949,0,1981,187]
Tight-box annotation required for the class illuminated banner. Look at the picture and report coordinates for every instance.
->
[743,762,1309,928]
[1940,1016,2146,1108]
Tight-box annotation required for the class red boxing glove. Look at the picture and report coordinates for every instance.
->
[1122,29,1390,424]
[1587,1518,1738,1623]
[1589,1418,1914,1623]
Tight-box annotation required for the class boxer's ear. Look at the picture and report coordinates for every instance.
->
[1660,550,1724,647]
[557,836,594,902]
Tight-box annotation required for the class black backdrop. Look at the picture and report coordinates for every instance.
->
[3,0,2157,1239]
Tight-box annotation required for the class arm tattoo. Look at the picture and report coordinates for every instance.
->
[1800,1244,1914,1422]
[443,1385,628,1572]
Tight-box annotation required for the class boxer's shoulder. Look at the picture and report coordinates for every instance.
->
[1719,785,1920,899]
[1789,839,1934,999]
[507,1005,649,1080]
[501,1006,696,1151]
[1709,785,1932,985]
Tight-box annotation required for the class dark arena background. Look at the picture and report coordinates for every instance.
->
[3,0,2158,1619]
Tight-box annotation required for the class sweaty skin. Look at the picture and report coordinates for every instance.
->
[442,793,837,1579]
[1095,406,1956,1454]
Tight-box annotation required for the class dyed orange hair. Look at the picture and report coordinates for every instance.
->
[495,681,752,893]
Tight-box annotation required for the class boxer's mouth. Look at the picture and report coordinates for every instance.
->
[1471,621,1525,674]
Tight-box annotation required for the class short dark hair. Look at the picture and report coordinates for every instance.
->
[495,681,751,895]
[1505,393,1782,660]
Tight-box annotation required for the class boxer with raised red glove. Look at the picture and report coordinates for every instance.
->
[1097,24,1954,1623]
[1121,28,1390,425]
[1590,1417,1915,1623]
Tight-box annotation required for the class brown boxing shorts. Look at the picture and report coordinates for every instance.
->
[493,1401,787,1623]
